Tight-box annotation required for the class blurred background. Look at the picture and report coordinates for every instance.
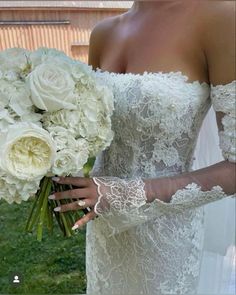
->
[0,1,132,62]
[0,1,132,294]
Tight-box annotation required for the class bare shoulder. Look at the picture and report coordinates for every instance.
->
[88,15,122,69]
[199,1,235,84]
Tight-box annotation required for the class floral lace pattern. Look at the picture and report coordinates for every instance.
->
[211,81,236,162]
[86,71,236,295]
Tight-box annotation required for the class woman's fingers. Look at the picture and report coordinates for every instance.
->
[52,176,90,187]
[48,188,89,200]
[72,210,97,230]
[54,199,93,212]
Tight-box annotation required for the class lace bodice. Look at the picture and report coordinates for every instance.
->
[86,71,236,295]
[95,71,211,178]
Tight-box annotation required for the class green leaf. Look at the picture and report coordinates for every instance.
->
[82,156,96,178]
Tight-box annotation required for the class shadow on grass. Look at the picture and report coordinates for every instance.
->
[0,199,86,294]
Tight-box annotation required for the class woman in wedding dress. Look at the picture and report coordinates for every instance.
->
[51,1,235,294]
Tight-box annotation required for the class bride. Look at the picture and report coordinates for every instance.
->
[51,1,235,294]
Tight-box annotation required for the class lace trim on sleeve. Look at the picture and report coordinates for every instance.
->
[92,177,235,236]
[211,81,236,162]
[93,176,147,215]
[166,183,235,209]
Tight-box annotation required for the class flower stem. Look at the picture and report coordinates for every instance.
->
[37,177,52,241]
[26,177,50,232]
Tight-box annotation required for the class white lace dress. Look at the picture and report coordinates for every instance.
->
[85,71,236,295]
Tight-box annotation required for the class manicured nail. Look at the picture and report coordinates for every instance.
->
[48,194,55,200]
[52,177,60,182]
[72,224,79,231]
[54,207,61,212]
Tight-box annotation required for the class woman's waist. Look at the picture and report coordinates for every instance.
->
[92,158,190,178]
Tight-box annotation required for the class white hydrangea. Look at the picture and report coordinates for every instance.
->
[0,78,42,129]
[0,47,30,77]
[42,110,81,136]
[29,47,70,69]
[0,47,114,204]
[0,170,40,204]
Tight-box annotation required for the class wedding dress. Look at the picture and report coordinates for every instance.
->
[85,70,236,295]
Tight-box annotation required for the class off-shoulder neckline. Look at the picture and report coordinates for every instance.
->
[95,68,210,88]
[95,68,236,89]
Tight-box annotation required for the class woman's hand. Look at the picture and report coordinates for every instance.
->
[49,176,98,230]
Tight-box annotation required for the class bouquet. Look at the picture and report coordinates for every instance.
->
[0,47,114,241]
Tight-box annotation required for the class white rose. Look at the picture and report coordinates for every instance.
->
[0,122,56,180]
[48,126,77,150]
[52,139,89,176]
[52,149,80,176]
[27,62,76,111]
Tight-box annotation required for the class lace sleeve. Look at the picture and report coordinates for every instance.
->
[92,81,236,235]
[210,81,236,162]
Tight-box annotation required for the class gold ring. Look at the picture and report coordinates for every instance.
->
[77,200,86,207]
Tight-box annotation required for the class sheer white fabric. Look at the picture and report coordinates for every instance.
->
[86,71,235,295]
[193,105,236,294]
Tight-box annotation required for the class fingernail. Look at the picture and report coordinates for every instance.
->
[52,177,60,182]
[72,224,79,231]
[48,194,55,200]
[54,207,61,212]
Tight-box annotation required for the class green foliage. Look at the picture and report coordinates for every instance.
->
[0,199,86,294]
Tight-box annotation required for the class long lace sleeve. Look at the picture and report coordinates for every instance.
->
[211,81,236,162]
[92,81,236,235]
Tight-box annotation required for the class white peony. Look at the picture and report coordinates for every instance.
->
[27,62,76,111]
[0,122,56,180]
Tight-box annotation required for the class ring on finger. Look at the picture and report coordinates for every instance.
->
[77,200,86,207]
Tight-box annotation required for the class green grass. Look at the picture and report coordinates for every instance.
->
[0,199,86,294]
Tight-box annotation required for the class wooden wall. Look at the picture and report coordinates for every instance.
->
[0,6,130,63]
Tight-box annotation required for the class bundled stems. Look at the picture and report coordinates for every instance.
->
[25,157,96,241]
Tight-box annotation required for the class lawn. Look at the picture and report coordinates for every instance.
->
[0,198,86,294]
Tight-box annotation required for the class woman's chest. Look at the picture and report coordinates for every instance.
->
[107,73,210,135]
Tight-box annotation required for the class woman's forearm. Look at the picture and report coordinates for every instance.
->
[144,160,236,203]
